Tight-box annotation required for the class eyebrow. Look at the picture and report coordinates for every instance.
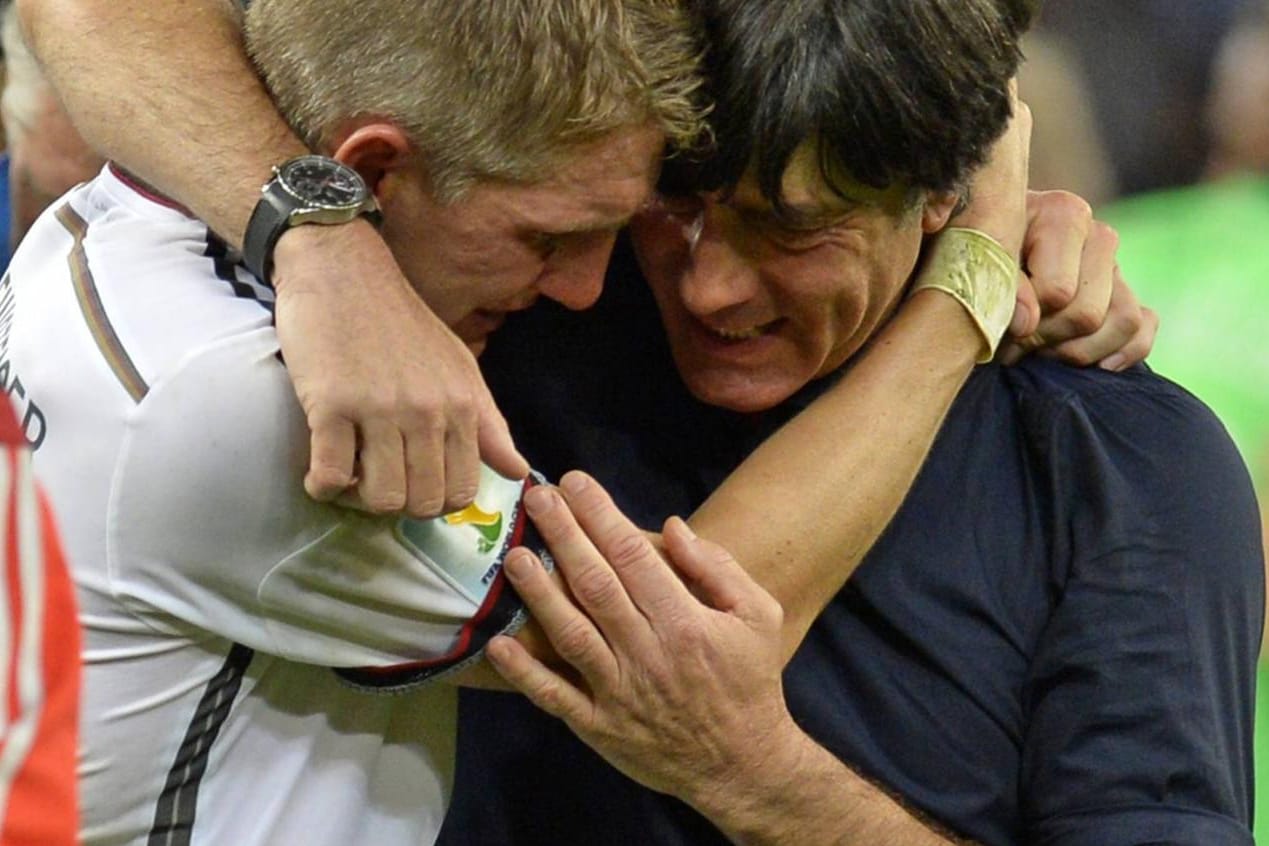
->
[734,202,857,231]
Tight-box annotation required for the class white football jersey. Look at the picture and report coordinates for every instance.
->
[1,166,536,845]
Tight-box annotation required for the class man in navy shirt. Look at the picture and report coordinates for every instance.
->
[443,0,1263,843]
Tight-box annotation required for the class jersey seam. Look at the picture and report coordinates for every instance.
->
[54,202,150,404]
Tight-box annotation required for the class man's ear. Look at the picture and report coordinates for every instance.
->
[920,191,960,234]
[329,122,414,199]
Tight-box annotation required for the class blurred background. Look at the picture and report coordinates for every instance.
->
[1023,2,1269,838]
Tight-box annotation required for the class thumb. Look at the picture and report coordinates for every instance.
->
[662,517,761,617]
[1009,269,1041,339]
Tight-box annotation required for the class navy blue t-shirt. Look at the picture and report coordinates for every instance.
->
[440,238,1262,846]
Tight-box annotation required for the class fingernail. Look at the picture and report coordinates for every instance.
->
[524,486,556,515]
[560,472,588,496]
[504,549,537,580]
[1009,301,1029,336]
[1100,353,1126,373]
[485,637,511,665]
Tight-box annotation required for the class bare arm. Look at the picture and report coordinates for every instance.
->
[686,103,1155,658]
[686,102,1032,659]
[18,0,293,244]
[690,288,982,659]
[483,100,1151,679]
[482,103,1143,841]
[19,0,526,514]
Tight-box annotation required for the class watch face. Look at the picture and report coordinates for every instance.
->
[278,156,366,208]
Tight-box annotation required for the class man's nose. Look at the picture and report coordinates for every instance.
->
[678,205,763,316]
[536,231,616,311]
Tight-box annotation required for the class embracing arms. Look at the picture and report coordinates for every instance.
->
[17,0,527,514]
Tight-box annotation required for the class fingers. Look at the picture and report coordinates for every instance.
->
[440,402,481,514]
[662,517,782,631]
[304,412,357,501]
[1021,190,1093,313]
[522,480,654,639]
[1014,192,1159,369]
[555,472,695,621]
[1010,269,1041,338]
[1098,305,1158,372]
[501,546,621,685]
[272,221,518,518]
[398,416,446,517]
[340,392,485,518]
[1032,218,1117,344]
[485,633,593,724]
[477,395,530,481]
[1041,270,1159,370]
[354,418,408,512]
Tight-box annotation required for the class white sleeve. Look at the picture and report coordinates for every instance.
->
[106,327,541,687]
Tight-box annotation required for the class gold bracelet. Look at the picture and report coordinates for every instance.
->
[910,227,1018,363]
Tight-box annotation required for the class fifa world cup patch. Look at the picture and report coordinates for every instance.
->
[395,465,543,605]
[336,466,547,692]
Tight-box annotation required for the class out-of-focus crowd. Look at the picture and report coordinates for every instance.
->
[1024,0,1267,200]
[1026,0,1269,494]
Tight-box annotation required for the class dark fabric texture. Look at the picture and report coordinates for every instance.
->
[439,237,1262,846]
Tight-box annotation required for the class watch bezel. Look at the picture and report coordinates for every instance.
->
[273,154,370,212]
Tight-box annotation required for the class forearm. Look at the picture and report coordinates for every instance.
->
[19,0,306,246]
[689,290,980,659]
[689,719,968,846]
[448,616,559,690]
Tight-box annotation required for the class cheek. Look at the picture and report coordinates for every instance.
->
[766,251,868,327]
[770,254,895,374]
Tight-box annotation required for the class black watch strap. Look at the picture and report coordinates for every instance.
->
[242,186,290,287]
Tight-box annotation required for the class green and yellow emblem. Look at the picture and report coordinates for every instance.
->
[444,502,504,554]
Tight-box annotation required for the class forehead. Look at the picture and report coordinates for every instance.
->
[510,124,666,231]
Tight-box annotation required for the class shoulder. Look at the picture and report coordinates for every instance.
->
[998,363,1262,842]
[945,358,1245,500]
[121,327,305,524]
[987,358,1261,594]
[941,360,1262,596]
[9,168,276,400]
[997,358,1242,471]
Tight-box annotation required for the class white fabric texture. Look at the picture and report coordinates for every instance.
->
[2,166,528,845]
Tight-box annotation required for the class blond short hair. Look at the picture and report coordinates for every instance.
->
[244,0,706,200]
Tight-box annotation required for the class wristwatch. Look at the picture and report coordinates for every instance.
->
[242,154,382,286]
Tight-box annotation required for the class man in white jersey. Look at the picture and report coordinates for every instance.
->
[0,1,704,842]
